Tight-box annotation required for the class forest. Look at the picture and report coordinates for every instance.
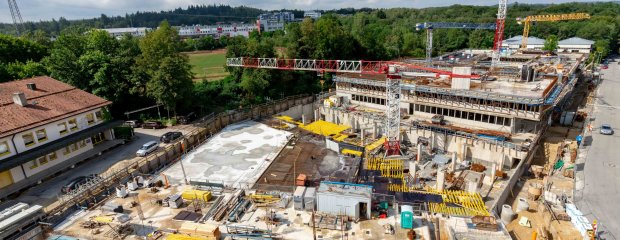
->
[0,2,618,120]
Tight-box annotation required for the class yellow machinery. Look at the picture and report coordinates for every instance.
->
[248,194,280,206]
[517,13,590,49]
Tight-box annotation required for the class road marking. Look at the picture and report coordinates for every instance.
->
[588,103,620,109]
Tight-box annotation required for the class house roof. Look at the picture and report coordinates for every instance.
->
[558,37,594,46]
[502,35,545,45]
[0,76,111,138]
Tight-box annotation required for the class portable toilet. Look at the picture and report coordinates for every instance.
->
[401,205,414,229]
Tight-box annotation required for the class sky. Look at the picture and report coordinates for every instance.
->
[0,0,606,23]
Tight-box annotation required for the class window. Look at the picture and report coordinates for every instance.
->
[36,129,47,142]
[38,156,48,165]
[63,147,71,155]
[48,152,57,161]
[71,143,78,151]
[95,110,103,121]
[0,141,9,156]
[23,133,35,147]
[68,119,78,131]
[86,113,95,125]
[29,160,38,169]
[58,122,68,135]
[79,140,87,148]
[497,117,505,126]
[503,118,511,126]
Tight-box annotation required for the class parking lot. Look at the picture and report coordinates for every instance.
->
[14,124,196,208]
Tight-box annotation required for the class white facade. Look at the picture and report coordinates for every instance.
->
[0,108,110,193]
[304,11,321,19]
[501,35,545,54]
[177,23,259,38]
[0,108,105,161]
[100,28,151,38]
[558,37,594,53]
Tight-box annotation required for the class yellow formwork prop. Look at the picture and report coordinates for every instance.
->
[342,149,363,157]
[299,120,350,137]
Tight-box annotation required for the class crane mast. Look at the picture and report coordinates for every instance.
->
[7,0,24,36]
[492,0,508,67]
[415,22,496,67]
[518,13,591,49]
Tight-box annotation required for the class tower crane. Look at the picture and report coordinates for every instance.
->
[517,13,591,49]
[415,22,496,67]
[226,58,478,156]
[7,0,24,36]
[492,0,508,68]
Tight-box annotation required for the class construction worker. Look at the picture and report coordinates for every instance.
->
[588,124,593,132]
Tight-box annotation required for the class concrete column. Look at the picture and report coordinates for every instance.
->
[461,141,467,162]
[361,128,365,142]
[373,122,378,139]
[302,114,306,125]
[417,144,422,162]
[499,151,505,171]
[430,131,435,150]
[488,163,497,185]
[409,161,417,185]
[450,151,457,172]
[314,109,319,121]
[436,170,445,192]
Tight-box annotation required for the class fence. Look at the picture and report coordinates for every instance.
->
[43,94,316,226]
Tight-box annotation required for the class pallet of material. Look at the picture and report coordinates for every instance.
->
[177,222,221,240]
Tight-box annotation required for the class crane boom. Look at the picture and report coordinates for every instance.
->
[415,22,496,67]
[226,57,479,78]
[519,13,590,49]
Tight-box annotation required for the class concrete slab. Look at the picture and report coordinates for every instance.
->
[163,121,292,188]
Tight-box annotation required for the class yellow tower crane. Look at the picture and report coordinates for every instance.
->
[517,13,591,49]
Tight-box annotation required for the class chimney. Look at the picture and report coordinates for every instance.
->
[13,92,27,106]
[26,83,37,91]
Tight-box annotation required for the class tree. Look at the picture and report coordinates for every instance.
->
[543,35,559,52]
[136,20,193,114]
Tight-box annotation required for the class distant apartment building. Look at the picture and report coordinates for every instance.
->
[304,11,322,19]
[258,11,295,32]
[0,77,123,199]
[177,23,259,38]
[100,27,152,38]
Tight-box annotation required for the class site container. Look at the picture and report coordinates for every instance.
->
[296,174,307,186]
[304,187,316,211]
[293,186,307,210]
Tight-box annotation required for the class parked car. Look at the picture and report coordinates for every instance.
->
[61,175,99,194]
[601,65,609,69]
[600,124,614,135]
[161,131,183,143]
[124,120,142,128]
[142,121,164,129]
[136,141,159,156]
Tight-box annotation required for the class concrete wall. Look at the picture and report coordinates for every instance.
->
[0,108,105,160]
[404,128,527,169]
[413,111,510,133]
[279,102,315,123]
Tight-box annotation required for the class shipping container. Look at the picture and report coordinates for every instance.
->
[293,186,307,210]
[304,187,316,211]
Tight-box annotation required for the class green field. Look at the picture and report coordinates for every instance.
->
[187,50,228,81]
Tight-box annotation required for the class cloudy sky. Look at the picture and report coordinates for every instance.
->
[0,0,605,23]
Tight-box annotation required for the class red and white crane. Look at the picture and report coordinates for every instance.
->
[492,0,508,67]
[227,57,478,156]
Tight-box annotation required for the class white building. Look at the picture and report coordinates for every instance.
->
[304,11,321,19]
[0,76,123,199]
[177,23,259,38]
[316,181,372,219]
[100,27,151,38]
[258,12,295,32]
[501,35,545,53]
[558,37,594,53]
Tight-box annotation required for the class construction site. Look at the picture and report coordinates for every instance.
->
[0,1,606,240]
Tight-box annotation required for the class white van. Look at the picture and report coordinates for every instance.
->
[136,141,158,157]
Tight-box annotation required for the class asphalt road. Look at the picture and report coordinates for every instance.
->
[576,60,620,239]
[15,125,193,207]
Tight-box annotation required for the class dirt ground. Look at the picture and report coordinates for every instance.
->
[254,125,361,192]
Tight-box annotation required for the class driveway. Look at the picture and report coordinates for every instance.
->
[575,60,620,239]
[15,125,195,207]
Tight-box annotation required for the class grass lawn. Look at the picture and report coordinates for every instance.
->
[187,49,228,81]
